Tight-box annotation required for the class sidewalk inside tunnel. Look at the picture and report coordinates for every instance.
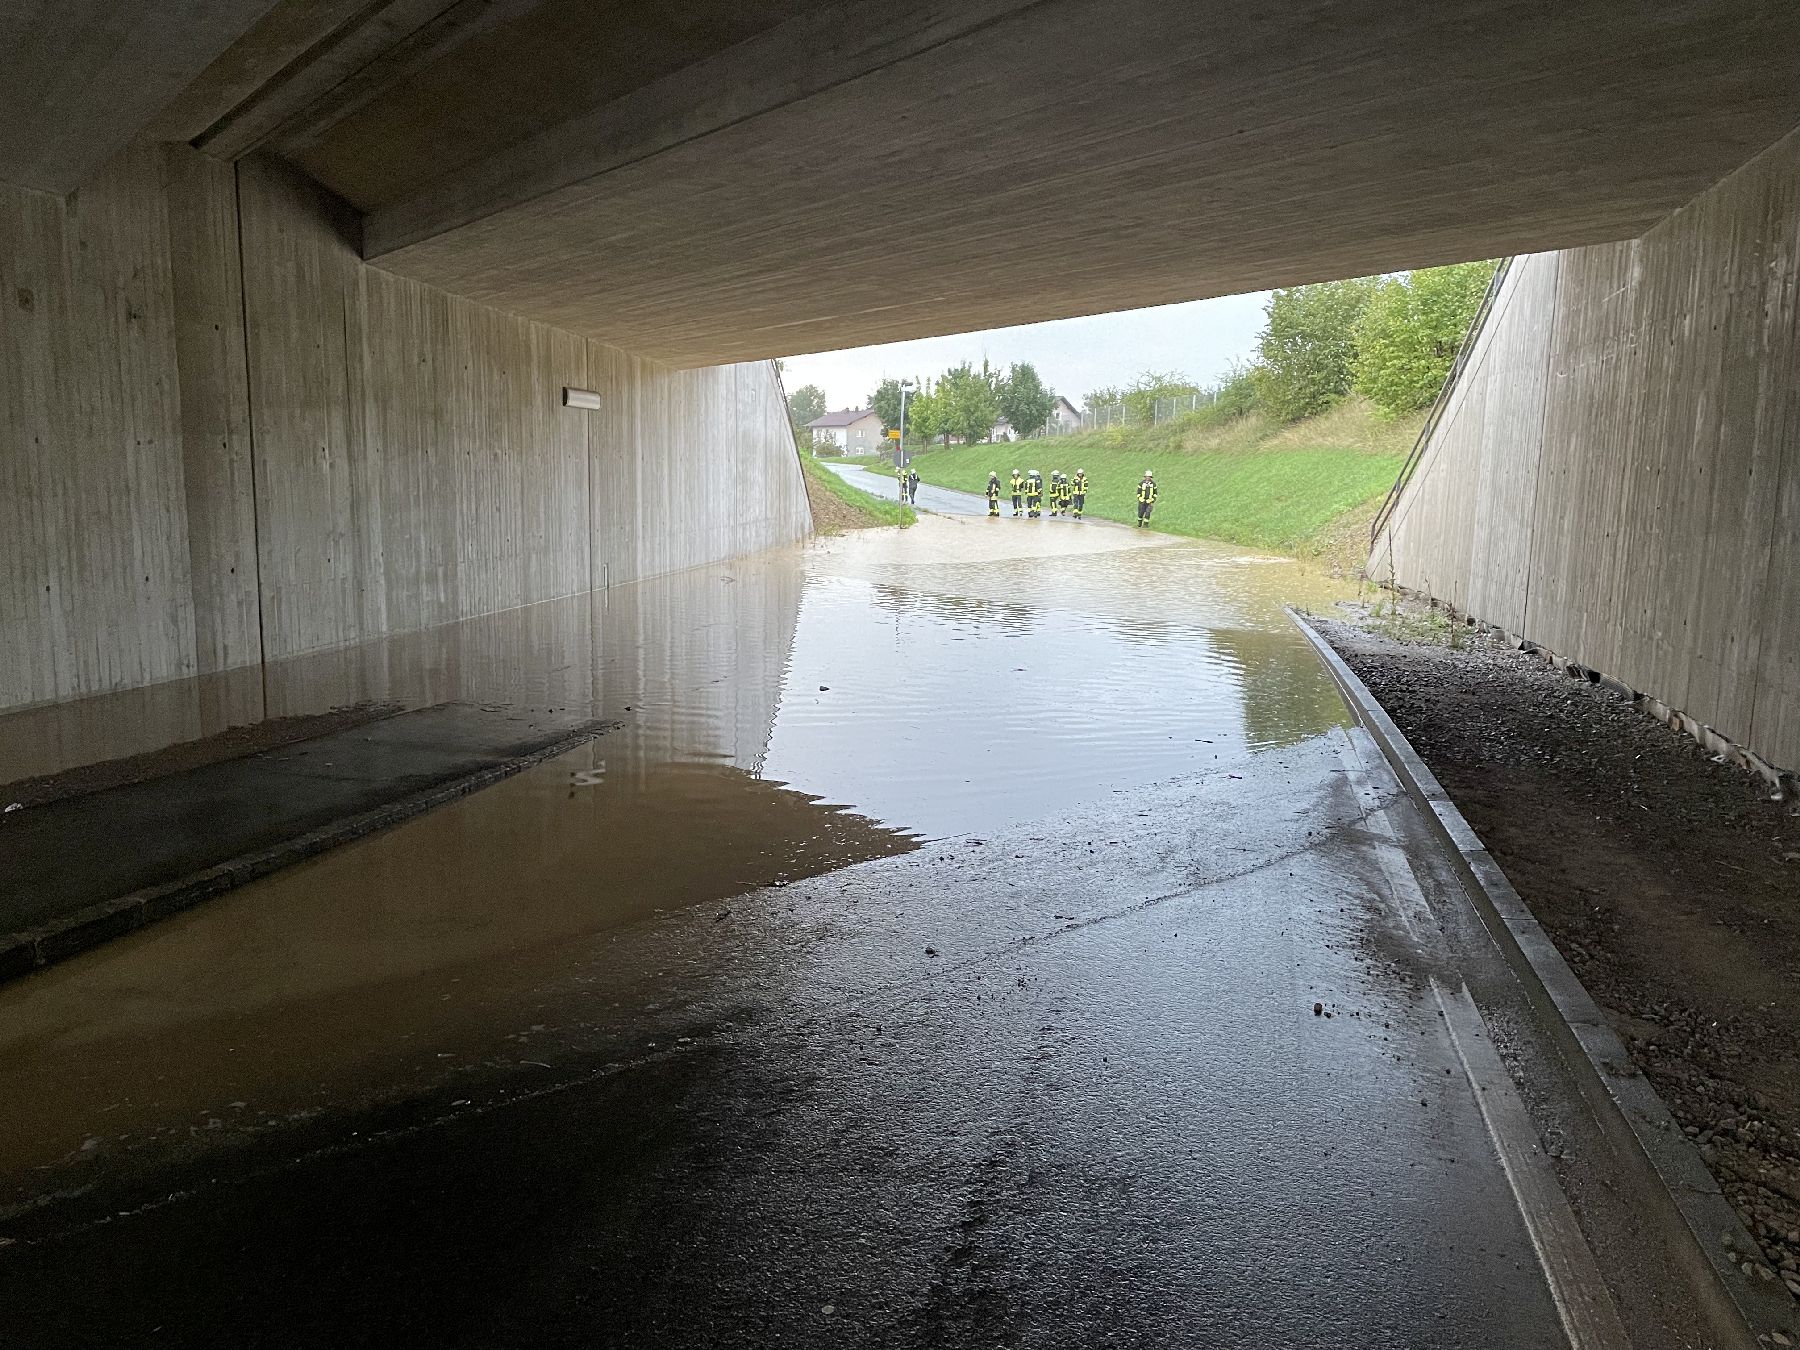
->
[0,518,1756,1348]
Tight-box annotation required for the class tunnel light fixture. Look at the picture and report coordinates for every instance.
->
[562,387,602,410]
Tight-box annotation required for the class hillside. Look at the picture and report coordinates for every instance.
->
[799,451,916,532]
[866,397,1420,574]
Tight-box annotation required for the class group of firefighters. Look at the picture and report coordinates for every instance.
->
[891,460,1161,527]
[978,468,1158,526]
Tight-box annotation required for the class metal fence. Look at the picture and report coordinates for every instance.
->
[1037,389,1220,437]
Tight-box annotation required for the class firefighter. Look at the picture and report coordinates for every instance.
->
[1046,471,1061,516]
[986,471,1002,518]
[1009,469,1024,516]
[1136,470,1157,527]
[1025,470,1043,517]
[1057,472,1073,516]
[1071,469,1087,519]
[907,467,920,504]
[896,459,908,501]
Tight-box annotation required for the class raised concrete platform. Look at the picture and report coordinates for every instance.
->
[0,703,612,983]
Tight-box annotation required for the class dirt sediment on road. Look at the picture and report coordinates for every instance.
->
[1,703,401,810]
[1315,612,1800,1297]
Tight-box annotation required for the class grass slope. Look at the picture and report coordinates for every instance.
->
[800,453,916,532]
[884,398,1417,567]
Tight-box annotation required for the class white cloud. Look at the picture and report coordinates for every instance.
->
[781,291,1270,411]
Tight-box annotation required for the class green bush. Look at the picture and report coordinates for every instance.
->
[1253,277,1379,421]
[1352,261,1498,416]
[1210,362,1261,419]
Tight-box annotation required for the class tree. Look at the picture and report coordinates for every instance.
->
[935,362,1001,445]
[1352,260,1499,416]
[870,377,913,434]
[1083,385,1124,412]
[1122,370,1201,424]
[996,362,1055,439]
[787,383,827,433]
[907,379,941,446]
[1209,361,1261,418]
[1253,277,1379,421]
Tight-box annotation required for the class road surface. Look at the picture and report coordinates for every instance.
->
[0,517,1714,1347]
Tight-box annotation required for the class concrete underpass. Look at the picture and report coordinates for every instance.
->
[2,3,1798,1346]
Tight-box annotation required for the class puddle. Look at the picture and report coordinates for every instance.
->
[0,514,1355,1190]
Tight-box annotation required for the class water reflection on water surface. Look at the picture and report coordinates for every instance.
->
[0,515,1354,1192]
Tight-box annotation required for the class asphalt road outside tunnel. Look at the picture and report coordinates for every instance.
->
[0,518,1690,1347]
[823,459,991,517]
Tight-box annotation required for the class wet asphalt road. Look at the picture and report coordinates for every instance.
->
[1,732,1576,1348]
[2,519,1698,1347]
[823,460,992,516]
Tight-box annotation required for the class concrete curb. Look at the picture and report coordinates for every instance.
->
[1289,609,1796,1350]
[0,721,615,987]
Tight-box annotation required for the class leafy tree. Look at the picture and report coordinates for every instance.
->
[1352,260,1499,416]
[996,362,1055,439]
[936,362,1000,445]
[1122,370,1201,424]
[1083,385,1124,412]
[907,379,941,446]
[870,377,912,434]
[787,383,827,432]
[1253,277,1379,421]
[1209,361,1261,418]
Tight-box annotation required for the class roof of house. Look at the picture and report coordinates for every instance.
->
[807,407,879,428]
[1054,396,1080,413]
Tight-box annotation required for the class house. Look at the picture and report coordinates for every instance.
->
[806,408,884,454]
[992,396,1082,441]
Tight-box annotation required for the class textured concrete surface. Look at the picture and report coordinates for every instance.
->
[13,3,1798,362]
[1370,128,1800,774]
[0,143,810,716]
[352,0,1800,362]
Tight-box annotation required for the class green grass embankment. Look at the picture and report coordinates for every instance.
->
[893,398,1419,573]
[800,452,916,532]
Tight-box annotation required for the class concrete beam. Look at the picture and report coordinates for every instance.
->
[0,0,282,194]
[362,0,1044,258]
[188,0,546,161]
[352,0,1800,365]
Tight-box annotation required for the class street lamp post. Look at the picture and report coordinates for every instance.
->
[897,379,913,473]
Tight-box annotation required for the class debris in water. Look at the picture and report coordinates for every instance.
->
[1313,1003,1323,1016]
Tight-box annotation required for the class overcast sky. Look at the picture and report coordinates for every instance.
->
[781,291,1271,413]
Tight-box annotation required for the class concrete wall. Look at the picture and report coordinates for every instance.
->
[0,143,809,715]
[1372,130,1800,773]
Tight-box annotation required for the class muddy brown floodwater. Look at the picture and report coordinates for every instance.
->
[0,515,1356,1213]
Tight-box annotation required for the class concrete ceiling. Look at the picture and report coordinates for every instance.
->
[350,0,1800,364]
[18,0,1800,365]
[0,0,282,194]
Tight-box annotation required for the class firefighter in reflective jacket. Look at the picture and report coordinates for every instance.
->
[1135,470,1157,527]
[1071,469,1088,519]
[1058,473,1074,515]
[1046,471,1062,516]
[1025,470,1043,517]
[1009,470,1024,516]
[986,472,1002,517]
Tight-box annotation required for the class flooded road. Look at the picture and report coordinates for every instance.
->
[0,515,1657,1347]
[0,517,1354,1199]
